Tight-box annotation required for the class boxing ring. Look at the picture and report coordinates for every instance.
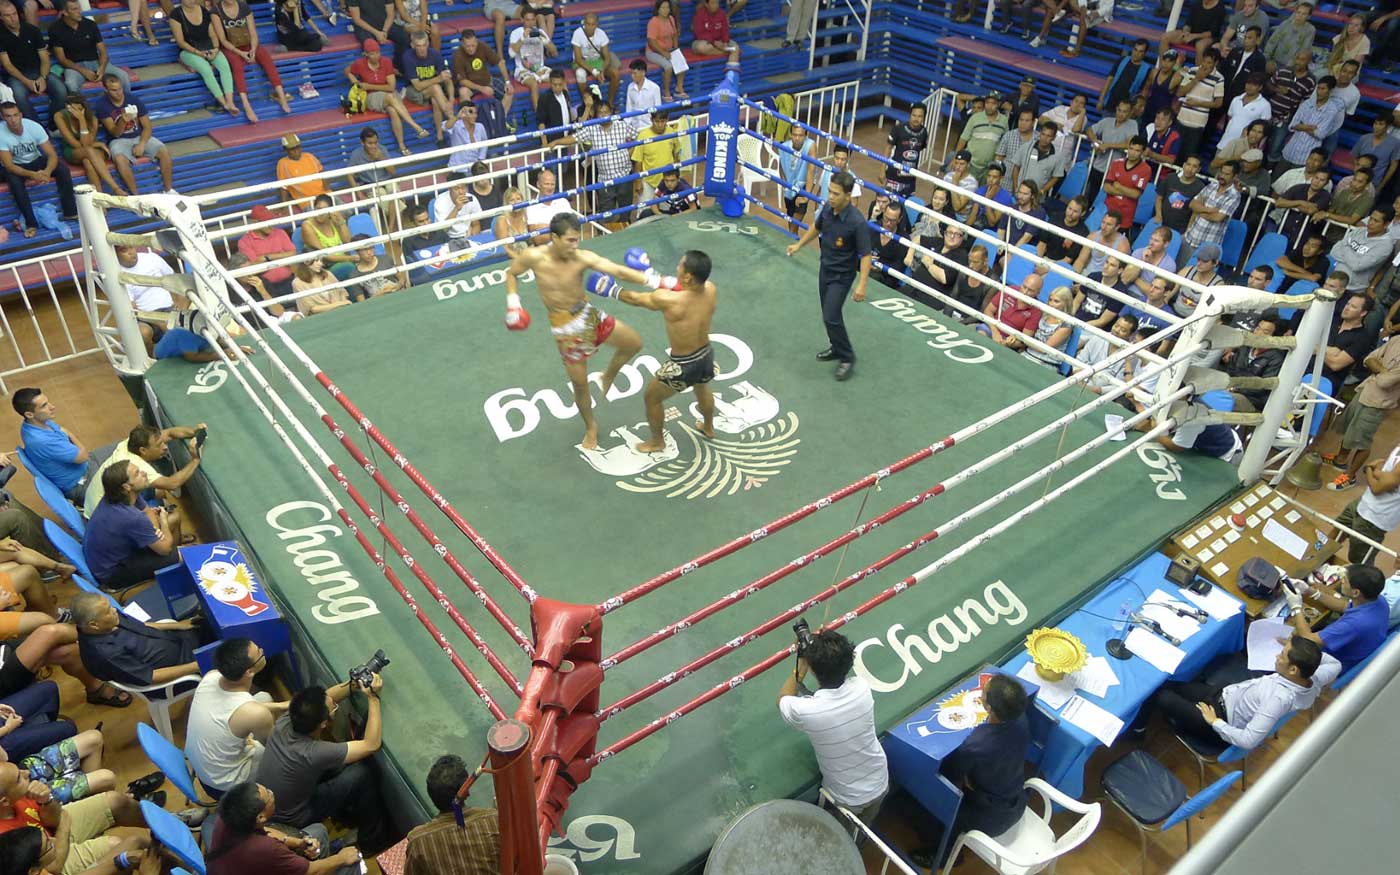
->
[73,71,1335,874]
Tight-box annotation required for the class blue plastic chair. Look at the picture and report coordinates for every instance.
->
[975,237,999,269]
[290,223,304,253]
[1004,243,1038,288]
[1201,390,1235,412]
[346,212,385,256]
[1300,373,1333,440]
[904,195,926,229]
[1174,710,1297,790]
[1101,750,1242,875]
[1220,219,1248,270]
[1057,326,1083,376]
[1278,280,1319,321]
[137,722,214,807]
[14,447,84,538]
[1060,159,1089,200]
[43,518,94,581]
[1134,182,1157,226]
[141,799,206,875]
[1242,232,1288,274]
[44,519,168,614]
[1042,264,1074,297]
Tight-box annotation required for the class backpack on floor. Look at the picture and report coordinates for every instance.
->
[473,94,508,142]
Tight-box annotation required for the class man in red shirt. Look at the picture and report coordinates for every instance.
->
[205,782,364,875]
[981,272,1043,345]
[692,0,738,55]
[237,204,298,299]
[343,39,430,156]
[0,762,151,871]
[1102,135,1151,230]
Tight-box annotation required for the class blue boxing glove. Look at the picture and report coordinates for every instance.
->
[624,247,653,271]
[585,271,623,299]
[623,247,679,290]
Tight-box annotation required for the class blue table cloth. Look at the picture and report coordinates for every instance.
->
[1000,552,1246,799]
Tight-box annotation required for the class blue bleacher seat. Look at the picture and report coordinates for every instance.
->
[1060,161,1089,201]
[137,722,210,806]
[14,447,84,537]
[1134,182,1157,227]
[346,212,385,256]
[1220,219,1249,271]
[1004,243,1039,288]
[1279,280,1319,320]
[1243,232,1288,274]
[904,196,925,229]
[1058,326,1083,376]
[141,800,206,875]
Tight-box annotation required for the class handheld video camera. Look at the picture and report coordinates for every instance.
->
[349,649,390,689]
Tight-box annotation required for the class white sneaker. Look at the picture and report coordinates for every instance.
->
[1029,35,1044,47]
[1052,8,1065,21]
[164,188,179,196]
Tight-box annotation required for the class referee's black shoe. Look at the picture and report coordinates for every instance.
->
[816,347,838,361]
[834,362,854,381]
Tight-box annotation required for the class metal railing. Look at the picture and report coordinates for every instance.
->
[817,788,919,875]
[0,248,104,395]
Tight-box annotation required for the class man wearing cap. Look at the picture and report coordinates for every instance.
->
[237,205,297,301]
[883,104,927,198]
[1009,76,1039,121]
[1181,160,1241,266]
[956,93,1007,182]
[1086,99,1138,198]
[943,149,978,223]
[275,133,327,207]
[452,29,514,127]
[346,39,431,156]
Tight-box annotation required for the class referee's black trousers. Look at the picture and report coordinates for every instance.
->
[818,267,856,363]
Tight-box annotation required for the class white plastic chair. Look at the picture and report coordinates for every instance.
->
[110,619,201,742]
[943,778,1101,875]
[735,133,777,209]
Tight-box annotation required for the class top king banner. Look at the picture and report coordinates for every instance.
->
[704,71,741,214]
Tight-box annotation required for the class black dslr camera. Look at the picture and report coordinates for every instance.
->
[529,28,544,38]
[792,619,813,655]
[349,650,390,689]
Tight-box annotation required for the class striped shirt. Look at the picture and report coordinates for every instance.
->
[404,810,500,875]
[1183,180,1242,249]
[1267,68,1314,127]
[779,676,889,807]
[1176,66,1225,130]
[1282,95,1345,165]
[577,119,633,181]
[997,127,1033,167]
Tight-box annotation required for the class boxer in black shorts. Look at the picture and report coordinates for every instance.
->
[604,248,719,451]
[657,345,716,392]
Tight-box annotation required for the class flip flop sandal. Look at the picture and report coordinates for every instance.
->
[86,684,133,708]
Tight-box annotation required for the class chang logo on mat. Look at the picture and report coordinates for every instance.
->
[432,268,535,300]
[866,297,995,364]
[684,219,759,235]
[852,580,1030,693]
[484,333,803,499]
[264,501,382,624]
[1135,443,1187,501]
[186,361,229,395]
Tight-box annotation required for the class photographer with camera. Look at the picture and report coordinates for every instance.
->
[776,625,888,830]
[254,652,391,854]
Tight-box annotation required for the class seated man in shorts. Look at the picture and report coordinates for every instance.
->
[571,13,621,106]
[508,8,556,111]
[81,462,184,593]
[0,764,153,875]
[402,30,454,146]
[345,39,430,156]
[452,29,514,128]
[93,74,173,195]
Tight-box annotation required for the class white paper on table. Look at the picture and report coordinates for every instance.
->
[1211,538,1228,553]
[1061,695,1125,746]
[1195,525,1213,540]
[1244,493,1259,506]
[1069,655,1120,698]
[122,601,152,622]
[1254,483,1270,497]
[1104,413,1127,440]
[1270,496,1286,510]
[1230,501,1247,514]
[1259,506,1275,519]
[1261,518,1308,560]
[1285,509,1302,524]
[668,48,690,73]
[1180,583,1243,619]
[1247,617,1292,671]
[1016,661,1074,709]
[1125,627,1186,673]
[1142,590,1204,642]
[1182,534,1199,549]
[1247,514,1261,528]
[1210,517,1226,530]
[1224,529,1241,544]
[1198,548,1214,562]
[1210,561,1231,577]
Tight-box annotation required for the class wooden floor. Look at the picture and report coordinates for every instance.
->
[4,116,1393,875]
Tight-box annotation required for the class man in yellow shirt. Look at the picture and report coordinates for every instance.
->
[630,110,680,206]
[275,134,329,208]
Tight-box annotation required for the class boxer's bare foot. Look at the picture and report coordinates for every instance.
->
[635,438,667,453]
[694,420,715,438]
[581,424,599,450]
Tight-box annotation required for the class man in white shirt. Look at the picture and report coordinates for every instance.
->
[508,7,556,110]
[431,180,482,247]
[624,58,662,133]
[115,243,179,352]
[571,13,620,107]
[1149,634,1339,751]
[186,638,288,796]
[778,629,889,827]
[524,167,577,233]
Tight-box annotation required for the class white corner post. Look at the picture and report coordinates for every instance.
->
[1237,284,1341,484]
[76,185,150,373]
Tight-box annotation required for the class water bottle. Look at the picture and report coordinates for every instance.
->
[57,220,73,241]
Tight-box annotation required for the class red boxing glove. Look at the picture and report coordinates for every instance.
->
[505,293,531,331]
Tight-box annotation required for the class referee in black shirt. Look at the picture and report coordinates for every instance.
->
[786,171,872,381]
